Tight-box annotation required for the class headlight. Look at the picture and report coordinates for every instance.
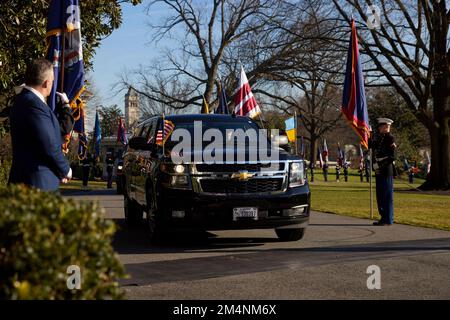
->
[289,161,305,187]
[160,163,191,189]
[117,165,123,170]
[160,163,186,174]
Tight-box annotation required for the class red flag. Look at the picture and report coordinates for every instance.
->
[233,66,261,118]
[322,139,329,161]
[341,20,370,149]
[117,118,128,145]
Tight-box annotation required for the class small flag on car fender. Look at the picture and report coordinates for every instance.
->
[156,120,175,146]
[284,116,296,143]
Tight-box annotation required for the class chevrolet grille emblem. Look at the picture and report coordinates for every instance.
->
[231,170,254,181]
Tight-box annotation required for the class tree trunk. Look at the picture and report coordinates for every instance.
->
[420,74,450,190]
[309,136,318,165]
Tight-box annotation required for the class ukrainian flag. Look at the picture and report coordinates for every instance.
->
[284,116,296,143]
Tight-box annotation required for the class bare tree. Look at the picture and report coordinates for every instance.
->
[121,0,301,112]
[331,0,449,189]
[139,79,196,117]
[248,0,348,163]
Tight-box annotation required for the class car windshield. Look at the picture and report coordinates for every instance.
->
[164,120,270,150]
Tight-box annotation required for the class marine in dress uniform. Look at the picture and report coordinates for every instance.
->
[343,161,349,182]
[322,162,329,182]
[81,154,91,190]
[106,154,114,189]
[335,163,341,182]
[369,118,397,226]
[309,161,315,182]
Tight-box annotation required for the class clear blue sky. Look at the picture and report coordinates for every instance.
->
[90,2,160,111]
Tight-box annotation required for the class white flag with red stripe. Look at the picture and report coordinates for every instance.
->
[233,66,261,118]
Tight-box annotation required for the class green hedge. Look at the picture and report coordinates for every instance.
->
[0,184,126,299]
[0,160,11,186]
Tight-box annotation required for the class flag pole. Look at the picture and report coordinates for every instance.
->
[369,148,374,220]
[162,113,165,157]
[60,29,65,92]
[294,111,298,155]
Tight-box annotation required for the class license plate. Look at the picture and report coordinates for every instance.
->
[233,207,258,221]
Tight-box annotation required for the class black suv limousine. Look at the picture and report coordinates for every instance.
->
[123,114,310,241]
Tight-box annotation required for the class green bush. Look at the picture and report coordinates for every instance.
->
[0,159,11,186]
[0,184,126,299]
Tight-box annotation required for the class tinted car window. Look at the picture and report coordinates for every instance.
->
[165,120,267,150]
[146,119,157,144]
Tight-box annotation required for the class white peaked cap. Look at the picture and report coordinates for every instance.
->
[377,118,394,125]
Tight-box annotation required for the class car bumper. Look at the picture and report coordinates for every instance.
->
[156,184,310,230]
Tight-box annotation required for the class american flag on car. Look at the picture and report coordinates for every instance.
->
[155,119,175,146]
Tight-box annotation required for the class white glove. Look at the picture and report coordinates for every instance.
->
[56,92,70,105]
[61,168,72,184]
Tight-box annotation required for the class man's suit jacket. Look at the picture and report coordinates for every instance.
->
[9,89,70,191]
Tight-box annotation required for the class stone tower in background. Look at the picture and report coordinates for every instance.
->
[125,87,139,130]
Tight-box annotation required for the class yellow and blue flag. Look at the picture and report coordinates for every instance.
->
[284,116,296,143]
[45,0,85,112]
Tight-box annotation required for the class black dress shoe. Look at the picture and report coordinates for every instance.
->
[373,221,386,226]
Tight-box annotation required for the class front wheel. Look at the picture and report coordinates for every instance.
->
[146,190,165,243]
[275,228,305,241]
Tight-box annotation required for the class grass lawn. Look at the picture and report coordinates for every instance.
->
[309,168,450,231]
[60,171,450,231]
[59,179,110,192]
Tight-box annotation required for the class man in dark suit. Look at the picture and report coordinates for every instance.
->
[9,59,72,191]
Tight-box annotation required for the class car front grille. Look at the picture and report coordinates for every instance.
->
[195,162,284,173]
[200,178,283,193]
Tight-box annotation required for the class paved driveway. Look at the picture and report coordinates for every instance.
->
[66,189,450,299]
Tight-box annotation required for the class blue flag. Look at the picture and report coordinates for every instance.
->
[94,111,101,159]
[215,82,229,114]
[45,0,85,112]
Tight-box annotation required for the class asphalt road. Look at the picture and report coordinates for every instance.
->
[65,188,450,300]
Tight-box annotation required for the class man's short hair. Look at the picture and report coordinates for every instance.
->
[25,58,53,86]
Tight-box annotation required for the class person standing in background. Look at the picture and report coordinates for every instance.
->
[106,153,114,189]
[81,154,92,190]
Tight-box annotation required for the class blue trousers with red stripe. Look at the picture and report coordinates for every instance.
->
[375,175,394,224]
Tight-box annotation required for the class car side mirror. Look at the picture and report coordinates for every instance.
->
[128,137,151,151]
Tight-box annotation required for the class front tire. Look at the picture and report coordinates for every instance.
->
[275,228,305,241]
[146,189,165,243]
[124,196,143,226]
[116,178,123,194]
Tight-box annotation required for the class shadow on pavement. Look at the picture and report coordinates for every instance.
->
[120,236,450,287]
[112,218,275,255]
